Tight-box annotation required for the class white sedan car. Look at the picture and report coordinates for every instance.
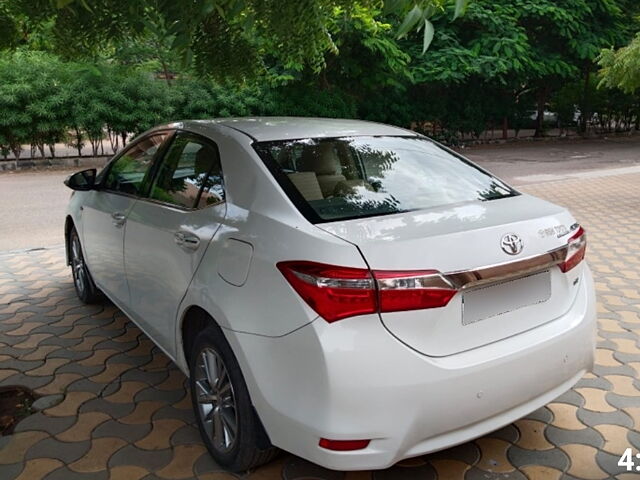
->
[64,117,596,472]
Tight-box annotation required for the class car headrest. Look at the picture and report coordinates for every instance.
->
[299,143,341,176]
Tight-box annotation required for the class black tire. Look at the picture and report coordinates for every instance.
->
[189,324,278,472]
[69,226,101,304]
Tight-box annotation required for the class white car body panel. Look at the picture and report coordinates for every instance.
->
[225,266,595,470]
[174,123,368,346]
[317,193,571,272]
[81,191,136,305]
[123,200,226,354]
[181,116,415,141]
[65,117,596,471]
[318,194,583,356]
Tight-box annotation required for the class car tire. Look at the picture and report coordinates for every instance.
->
[69,226,101,304]
[189,324,278,472]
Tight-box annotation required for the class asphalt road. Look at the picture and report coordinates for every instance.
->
[0,170,73,252]
[0,135,638,252]
[463,135,640,184]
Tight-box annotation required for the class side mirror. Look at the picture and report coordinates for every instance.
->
[64,168,97,191]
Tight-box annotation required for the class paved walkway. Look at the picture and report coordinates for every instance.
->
[0,172,639,479]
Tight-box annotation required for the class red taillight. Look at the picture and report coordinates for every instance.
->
[276,261,377,322]
[319,438,370,451]
[375,270,457,312]
[559,226,587,273]
[277,261,456,323]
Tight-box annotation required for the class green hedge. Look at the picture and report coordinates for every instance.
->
[2,50,637,160]
[0,51,374,160]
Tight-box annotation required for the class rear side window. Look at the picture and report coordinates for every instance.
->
[104,133,169,195]
[254,136,517,222]
[149,134,224,209]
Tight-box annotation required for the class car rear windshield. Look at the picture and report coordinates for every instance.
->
[253,136,517,223]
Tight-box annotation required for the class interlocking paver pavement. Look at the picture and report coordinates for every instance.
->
[1,172,640,480]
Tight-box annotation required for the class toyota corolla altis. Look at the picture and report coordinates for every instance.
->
[64,117,596,471]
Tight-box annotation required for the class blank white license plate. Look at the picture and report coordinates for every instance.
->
[462,270,551,325]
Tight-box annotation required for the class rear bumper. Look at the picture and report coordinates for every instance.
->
[227,265,596,470]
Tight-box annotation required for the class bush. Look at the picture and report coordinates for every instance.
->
[266,84,358,118]
[0,51,71,158]
[0,53,274,159]
[169,80,270,119]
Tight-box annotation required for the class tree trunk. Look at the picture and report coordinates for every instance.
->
[162,60,172,86]
[534,88,547,138]
[502,116,508,140]
[11,143,21,160]
[579,68,591,135]
[319,70,330,90]
[91,138,99,157]
[108,128,118,153]
[75,128,82,157]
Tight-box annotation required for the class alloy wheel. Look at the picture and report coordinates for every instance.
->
[194,347,238,453]
[71,235,87,296]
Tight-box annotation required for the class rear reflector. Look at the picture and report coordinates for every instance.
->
[559,226,587,273]
[319,438,370,451]
[277,261,456,322]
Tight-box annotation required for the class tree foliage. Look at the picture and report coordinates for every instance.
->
[402,0,637,136]
[1,0,468,80]
[598,33,640,93]
[0,51,69,158]
[0,0,639,156]
[0,51,283,158]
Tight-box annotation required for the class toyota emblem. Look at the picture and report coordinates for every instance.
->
[500,233,523,255]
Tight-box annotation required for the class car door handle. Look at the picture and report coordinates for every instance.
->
[174,231,200,250]
[111,212,126,227]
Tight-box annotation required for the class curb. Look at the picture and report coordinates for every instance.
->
[0,156,110,172]
[0,245,65,258]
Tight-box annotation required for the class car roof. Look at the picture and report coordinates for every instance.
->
[162,117,417,142]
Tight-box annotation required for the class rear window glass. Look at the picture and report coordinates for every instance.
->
[254,136,517,223]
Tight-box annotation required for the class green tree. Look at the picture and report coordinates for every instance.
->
[169,79,269,119]
[2,0,374,79]
[0,0,57,51]
[99,67,173,145]
[598,33,640,93]
[69,63,181,155]
[261,4,412,121]
[110,13,178,85]
[403,0,634,138]
[0,51,71,158]
[2,0,467,80]
[0,2,18,49]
